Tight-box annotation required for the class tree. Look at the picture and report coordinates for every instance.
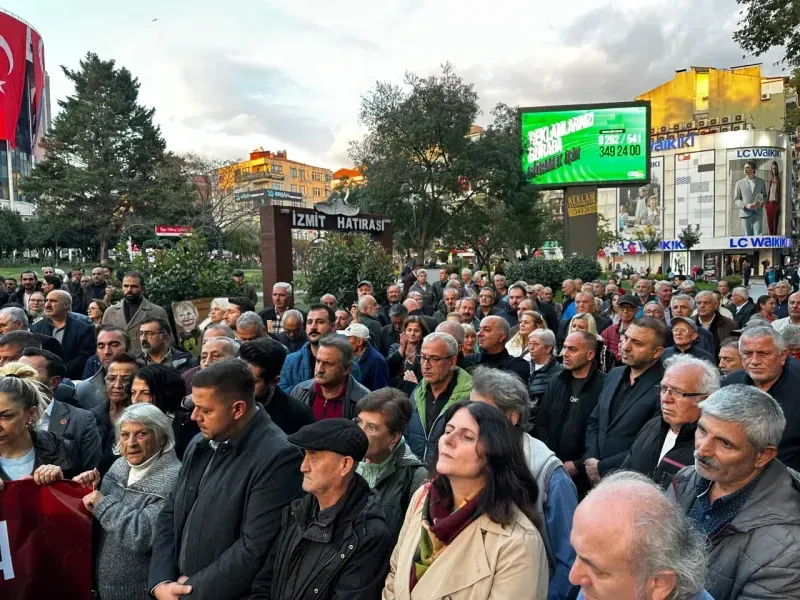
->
[733,1,799,67]
[597,214,622,252]
[678,224,702,252]
[223,222,261,258]
[304,233,394,305]
[350,66,539,263]
[633,225,662,271]
[21,53,174,259]
[0,207,24,258]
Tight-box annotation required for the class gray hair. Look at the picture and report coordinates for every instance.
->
[443,287,458,299]
[739,325,787,353]
[422,332,458,357]
[732,286,749,300]
[671,294,696,310]
[654,280,672,292]
[445,279,460,290]
[471,366,530,431]
[0,307,29,330]
[435,321,465,345]
[317,334,353,367]
[781,324,800,350]
[695,290,714,303]
[461,268,472,276]
[357,294,376,312]
[203,323,236,342]
[699,384,786,451]
[663,354,720,395]
[51,289,72,310]
[681,280,697,291]
[575,291,594,303]
[388,304,408,319]
[236,311,266,334]
[283,309,304,326]
[644,301,664,314]
[592,471,707,600]
[273,281,292,295]
[202,336,240,358]
[113,403,175,455]
[530,328,556,348]
[210,297,230,311]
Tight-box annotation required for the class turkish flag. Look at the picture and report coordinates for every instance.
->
[0,13,28,148]
[0,479,93,599]
[29,26,45,149]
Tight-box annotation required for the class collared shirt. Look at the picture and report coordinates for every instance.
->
[39,401,54,432]
[53,324,66,344]
[610,366,640,421]
[688,471,763,538]
[311,381,347,421]
[139,347,175,366]
[423,373,459,434]
[271,310,285,335]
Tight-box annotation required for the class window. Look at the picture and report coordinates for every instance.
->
[271,164,282,174]
[299,169,306,180]
[313,188,323,197]
[761,80,784,95]
[290,167,297,178]
[273,182,284,191]
[312,171,324,182]
[694,72,709,113]
[290,184,298,192]
[300,185,306,196]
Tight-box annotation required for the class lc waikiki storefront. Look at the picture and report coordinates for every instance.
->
[596,129,794,278]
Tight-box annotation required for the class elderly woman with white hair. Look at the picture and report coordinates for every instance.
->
[74,403,181,600]
[199,297,230,331]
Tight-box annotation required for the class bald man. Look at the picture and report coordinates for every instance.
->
[570,471,711,600]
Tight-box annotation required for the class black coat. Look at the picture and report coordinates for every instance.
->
[660,344,715,363]
[732,300,756,329]
[378,323,400,357]
[0,429,79,480]
[264,386,315,436]
[47,400,102,472]
[250,475,392,600]
[33,333,64,359]
[465,348,530,384]
[149,407,304,600]
[535,300,559,333]
[535,366,607,470]
[584,361,664,476]
[620,416,697,489]
[722,367,800,471]
[31,313,95,380]
[359,313,384,345]
[528,357,563,408]
[369,442,427,542]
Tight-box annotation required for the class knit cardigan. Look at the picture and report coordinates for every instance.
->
[92,449,181,600]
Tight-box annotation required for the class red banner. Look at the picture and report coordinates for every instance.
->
[155,225,193,236]
[0,13,27,148]
[29,27,46,149]
[0,479,92,599]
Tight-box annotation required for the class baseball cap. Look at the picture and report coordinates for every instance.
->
[357,280,373,289]
[341,323,370,339]
[618,295,641,308]
[670,316,698,331]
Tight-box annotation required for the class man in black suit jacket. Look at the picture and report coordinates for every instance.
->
[729,286,756,329]
[0,305,63,356]
[31,290,95,380]
[584,317,668,484]
[20,347,102,471]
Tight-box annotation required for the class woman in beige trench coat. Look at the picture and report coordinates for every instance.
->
[382,400,548,600]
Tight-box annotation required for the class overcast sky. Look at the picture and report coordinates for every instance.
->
[9,0,786,169]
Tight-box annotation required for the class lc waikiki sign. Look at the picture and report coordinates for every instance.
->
[650,133,696,153]
[657,237,792,251]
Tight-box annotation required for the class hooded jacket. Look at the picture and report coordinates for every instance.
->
[668,460,800,600]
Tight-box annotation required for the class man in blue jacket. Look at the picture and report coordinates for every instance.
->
[32,290,95,380]
[341,323,389,391]
[279,304,362,394]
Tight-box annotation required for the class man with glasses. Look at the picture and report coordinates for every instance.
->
[405,332,473,461]
[90,353,139,464]
[274,309,307,353]
[584,317,667,485]
[620,355,719,488]
[76,326,131,409]
[136,316,192,374]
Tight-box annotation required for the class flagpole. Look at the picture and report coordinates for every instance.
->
[7,141,14,212]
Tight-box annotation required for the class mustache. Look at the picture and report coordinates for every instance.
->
[694,452,720,470]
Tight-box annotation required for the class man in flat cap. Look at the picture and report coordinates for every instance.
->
[251,418,392,600]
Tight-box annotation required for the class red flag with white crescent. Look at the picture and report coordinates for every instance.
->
[30,27,45,145]
[0,13,28,148]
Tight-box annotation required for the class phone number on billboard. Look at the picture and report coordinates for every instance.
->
[599,145,643,158]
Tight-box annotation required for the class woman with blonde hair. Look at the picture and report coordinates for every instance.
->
[0,362,78,487]
[506,311,546,357]
[461,323,477,357]
[568,313,615,373]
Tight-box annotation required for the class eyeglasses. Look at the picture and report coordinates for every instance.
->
[656,385,705,400]
[105,375,133,386]
[353,417,382,434]
[420,354,452,365]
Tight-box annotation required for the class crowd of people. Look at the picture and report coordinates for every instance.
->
[0,263,798,600]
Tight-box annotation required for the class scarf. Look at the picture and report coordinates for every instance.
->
[357,439,403,488]
[410,481,484,590]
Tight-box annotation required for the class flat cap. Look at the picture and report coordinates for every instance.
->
[357,280,373,289]
[288,418,368,462]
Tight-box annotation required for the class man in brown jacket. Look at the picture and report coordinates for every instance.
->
[694,291,735,357]
[101,271,172,355]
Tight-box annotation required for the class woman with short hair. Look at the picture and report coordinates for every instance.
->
[74,403,181,600]
[461,323,477,357]
[757,294,776,322]
[88,300,109,329]
[355,388,427,540]
[199,297,230,331]
[0,362,78,487]
[383,400,548,599]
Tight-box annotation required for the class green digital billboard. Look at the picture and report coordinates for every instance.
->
[520,101,651,188]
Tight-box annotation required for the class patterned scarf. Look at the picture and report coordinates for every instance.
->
[409,481,484,591]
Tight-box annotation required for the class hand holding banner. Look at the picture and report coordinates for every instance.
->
[0,479,92,600]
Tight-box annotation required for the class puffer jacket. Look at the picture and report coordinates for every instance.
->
[668,460,800,600]
[405,367,473,462]
[250,475,392,600]
[528,358,563,410]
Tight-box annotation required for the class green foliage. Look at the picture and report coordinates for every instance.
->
[114,235,237,307]
[733,1,799,67]
[304,234,394,305]
[633,225,662,253]
[0,208,25,257]
[678,225,702,252]
[505,256,600,290]
[350,66,540,262]
[21,53,185,259]
[725,276,744,288]
[223,222,261,257]
[597,214,622,251]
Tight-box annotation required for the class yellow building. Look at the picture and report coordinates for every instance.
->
[637,64,789,134]
[331,167,364,189]
[220,148,332,207]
